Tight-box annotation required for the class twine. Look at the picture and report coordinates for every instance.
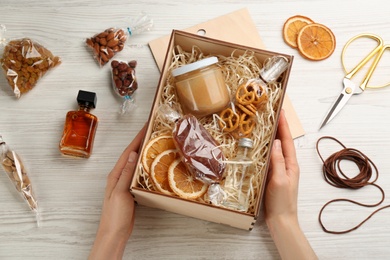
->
[316,136,390,234]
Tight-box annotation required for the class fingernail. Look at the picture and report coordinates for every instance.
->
[273,139,281,150]
[128,151,138,163]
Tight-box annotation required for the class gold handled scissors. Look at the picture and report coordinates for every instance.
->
[320,33,390,129]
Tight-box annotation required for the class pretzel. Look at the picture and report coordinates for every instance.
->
[239,113,255,137]
[236,103,257,117]
[236,81,268,108]
[219,108,240,132]
[247,82,268,108]
[235,83,255,105]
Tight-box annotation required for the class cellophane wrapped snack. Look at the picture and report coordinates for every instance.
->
[0,135,40,226]
[85,13,153,67]
[172,114,226,184]
[111,59,138,114]
[0,25,61,98]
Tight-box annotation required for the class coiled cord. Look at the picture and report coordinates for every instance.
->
[316,136,390,234]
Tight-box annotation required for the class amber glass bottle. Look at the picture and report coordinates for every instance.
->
[59,90,98,158]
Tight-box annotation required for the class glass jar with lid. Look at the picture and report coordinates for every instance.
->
[172,56,230,118]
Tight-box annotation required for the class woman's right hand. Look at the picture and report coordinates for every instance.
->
[264,110,317,260]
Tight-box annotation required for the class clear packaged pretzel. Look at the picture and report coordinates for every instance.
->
[0,24,61,98]
[218,78,268,139]
[217,56,289,139]
[0,135,40,226]
[85,13,153,67]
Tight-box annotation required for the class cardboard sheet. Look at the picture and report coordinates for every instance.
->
[148,8,305,138]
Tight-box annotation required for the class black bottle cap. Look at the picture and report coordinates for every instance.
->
[77,90,97,108]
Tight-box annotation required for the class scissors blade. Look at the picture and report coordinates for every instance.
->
[319,78,357,129]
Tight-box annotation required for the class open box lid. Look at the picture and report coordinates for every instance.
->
[149,8,305,139]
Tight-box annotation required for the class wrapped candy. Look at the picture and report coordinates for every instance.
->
[173,114,226,184]
[111,59,138,114]
[85,13,153,67]
[156,104,228,204]
[159,105,226,184]
[0,24,61,98]
[0,135,40,226]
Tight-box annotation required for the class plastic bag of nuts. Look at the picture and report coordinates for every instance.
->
[0,134,40,226]
[111,59,138,114]
[0,25,61,98]
[85,13,153,67]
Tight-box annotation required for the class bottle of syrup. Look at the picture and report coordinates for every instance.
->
[221,137,254,212]
[59,90,98,158]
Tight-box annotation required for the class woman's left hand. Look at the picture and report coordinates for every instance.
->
[89,125,146,260]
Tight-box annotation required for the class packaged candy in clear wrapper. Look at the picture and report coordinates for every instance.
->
[85,13,153,67]
[159,104,227,185]
[0,135,40,226]
[0,25,61,98]
[157,105,232,204]
[173,114,226,184]
[111,59,138,114]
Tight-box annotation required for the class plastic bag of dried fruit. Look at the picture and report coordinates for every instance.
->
[0,24,61,99]
[0,134,40,226]
[85,13,153,67]
[110,59,138,114]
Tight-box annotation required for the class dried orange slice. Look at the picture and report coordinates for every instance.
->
[168,158,208,200]
[142,135,176,174]
[296,23,336,61]
[283,15,314,48]
[150,149,178,195]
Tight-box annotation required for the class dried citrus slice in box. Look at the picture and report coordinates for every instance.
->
[168,158,208,200]
[283,15,314,48]
[142,135,176,174]
[297,23,336,61]
[150,149,178,196]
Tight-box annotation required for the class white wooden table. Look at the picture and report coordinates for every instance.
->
[1,1,390,259]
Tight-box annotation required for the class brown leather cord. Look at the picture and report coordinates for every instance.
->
[316,136,390,234]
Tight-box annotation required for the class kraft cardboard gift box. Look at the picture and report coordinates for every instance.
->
[130,30,293,230]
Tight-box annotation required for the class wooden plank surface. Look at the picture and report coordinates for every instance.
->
[1,1,390,259]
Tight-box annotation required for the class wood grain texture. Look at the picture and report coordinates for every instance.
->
[1,0,390,259]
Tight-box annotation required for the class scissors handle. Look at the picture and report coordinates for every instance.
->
[341,33,388,90]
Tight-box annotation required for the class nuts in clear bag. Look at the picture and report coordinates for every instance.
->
[86,28,127,67]
[0,29,61,98]
[111,60,138,97]
[111,59,138,114]
[85,13,153,67]
[0,135,40,226]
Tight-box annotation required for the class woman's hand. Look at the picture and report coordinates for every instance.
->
[264,110,317,260]
[265,109,300,225]
[89,125,146,260]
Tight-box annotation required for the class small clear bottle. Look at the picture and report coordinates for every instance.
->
[258,55,289,89]
[59,90,98,158]
[221,138,254,212]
